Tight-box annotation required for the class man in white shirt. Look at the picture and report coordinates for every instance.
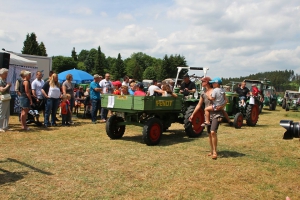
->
[31,71,45,123]
[122,75,129,86]
[99,73,113,122]
[147,80,161,96]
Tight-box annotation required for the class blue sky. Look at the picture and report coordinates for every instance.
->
[1,0,300,78]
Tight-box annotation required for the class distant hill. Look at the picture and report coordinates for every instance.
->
[222,70,300,92]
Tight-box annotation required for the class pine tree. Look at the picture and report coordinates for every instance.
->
[21,32,40,55]
[38,42,48,56]
[71,47,77,61]
[111,53,125,80]
[93,46,105,76]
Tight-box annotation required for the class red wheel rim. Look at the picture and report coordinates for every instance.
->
[149,123,161,141]
[192,109,204,133]
[251,105,259,122]
[237,114,243,127]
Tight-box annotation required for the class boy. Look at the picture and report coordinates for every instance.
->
[60,95,70,126]
[202,77,226,126]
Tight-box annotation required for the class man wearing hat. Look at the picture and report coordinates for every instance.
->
[134,83,146,96]
[180,74,196,96]
[90,74,102,124]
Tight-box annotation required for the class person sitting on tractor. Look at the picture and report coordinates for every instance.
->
[179,74,196,96]
[201,77,228,127]
[251,84,260,96]
[235,81,250,107]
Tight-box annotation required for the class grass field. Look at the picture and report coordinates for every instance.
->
[0,107,299,199]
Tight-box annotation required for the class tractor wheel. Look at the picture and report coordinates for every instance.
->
[282,99,286,109]
[286,104,290,111]
[258,103,263,113]
[246,104,259,126]
[106,115,126,139]
[143,118,163,146]
[184,105,204,137]
[233,112,243,129]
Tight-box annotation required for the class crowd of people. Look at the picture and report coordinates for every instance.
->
[0,68,262,160]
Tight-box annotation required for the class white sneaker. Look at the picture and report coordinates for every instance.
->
[0,128,5,132]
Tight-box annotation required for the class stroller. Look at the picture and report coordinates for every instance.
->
[26,98,43,126]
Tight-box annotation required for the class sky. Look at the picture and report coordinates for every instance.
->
[1,0,300,78]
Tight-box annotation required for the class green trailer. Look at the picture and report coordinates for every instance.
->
[101,67,208,145]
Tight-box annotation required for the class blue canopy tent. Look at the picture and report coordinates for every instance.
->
[58,69,93,84]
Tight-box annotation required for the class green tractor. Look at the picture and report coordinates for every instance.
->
[281,90,300,111]
[224,92,260,129]
[101,67,208,145]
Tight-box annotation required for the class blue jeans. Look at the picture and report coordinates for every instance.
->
[44,98,59,125]
[101,108,108,120]
[91,99,100,122]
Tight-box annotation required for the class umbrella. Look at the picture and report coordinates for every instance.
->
[58,69,93,84]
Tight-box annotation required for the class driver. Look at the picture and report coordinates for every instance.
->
[179,74,196,96]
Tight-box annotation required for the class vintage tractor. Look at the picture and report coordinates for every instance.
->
[224,92,260,129]
[243,79,265,113]
[262,86,278,110]
[101,67,208,145]
[281,90,300,111]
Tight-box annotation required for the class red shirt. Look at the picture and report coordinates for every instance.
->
[60,101,68,115]
[113,89,121,95]
[252,87,260,96]
[134,90,146,96]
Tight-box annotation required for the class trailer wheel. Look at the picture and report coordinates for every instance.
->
[246,104,259,126]
[106,115,125,139]
[143,118,163,146]
[233,112,243,129]
[184,105,204,137]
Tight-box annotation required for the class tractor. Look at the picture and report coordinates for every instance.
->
[101,67,208,145]
[281,90,300,111]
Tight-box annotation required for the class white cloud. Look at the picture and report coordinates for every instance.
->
[116,13,135,21]
[69,7,93,15]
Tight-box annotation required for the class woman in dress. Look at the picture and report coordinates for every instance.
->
[19,71,33,130]
[62,74,74,123]
[0,68,11,132]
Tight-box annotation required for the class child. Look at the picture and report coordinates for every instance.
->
[112,81,122,95]
[60,95,69,126]
[202,77,226,126]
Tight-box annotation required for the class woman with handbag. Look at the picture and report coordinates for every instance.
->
[19,70,33,130]
[0,68,11,132]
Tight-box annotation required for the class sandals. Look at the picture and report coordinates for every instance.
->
[201,122,211,127]
[212,153,217,159]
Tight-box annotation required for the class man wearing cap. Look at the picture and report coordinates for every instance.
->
[90,74,102,124]
[180,74,196,96]
[134,83,146,96]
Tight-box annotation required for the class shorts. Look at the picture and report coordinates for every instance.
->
[239,96,246,101]
[207,118,220,133]
[19,96,30,109]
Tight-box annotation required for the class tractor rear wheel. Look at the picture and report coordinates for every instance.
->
[282,99,286,109]
[184,105,204,137]
[246,104,259,126]
[143,118,163,146]
[233,112,243,129]
[106,115,126,139]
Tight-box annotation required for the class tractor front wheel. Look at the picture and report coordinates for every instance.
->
[270,101,276,110]
[246,104,259,126]
[106,115,126,139]
[286,104,290,111]
[143,118,163,146]
[184,105,204,137]
[233,112,243,129]
[282,99,286,109]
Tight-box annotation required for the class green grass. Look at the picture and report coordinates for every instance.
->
[0,107,299,199]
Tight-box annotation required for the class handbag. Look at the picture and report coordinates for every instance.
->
[0,93,11,101]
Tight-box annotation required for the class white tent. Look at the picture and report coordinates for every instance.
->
[0,50,37,67]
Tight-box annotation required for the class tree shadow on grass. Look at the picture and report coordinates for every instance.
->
[122,129,206,146]
[218,150,246,158]
[0,158,53,185]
